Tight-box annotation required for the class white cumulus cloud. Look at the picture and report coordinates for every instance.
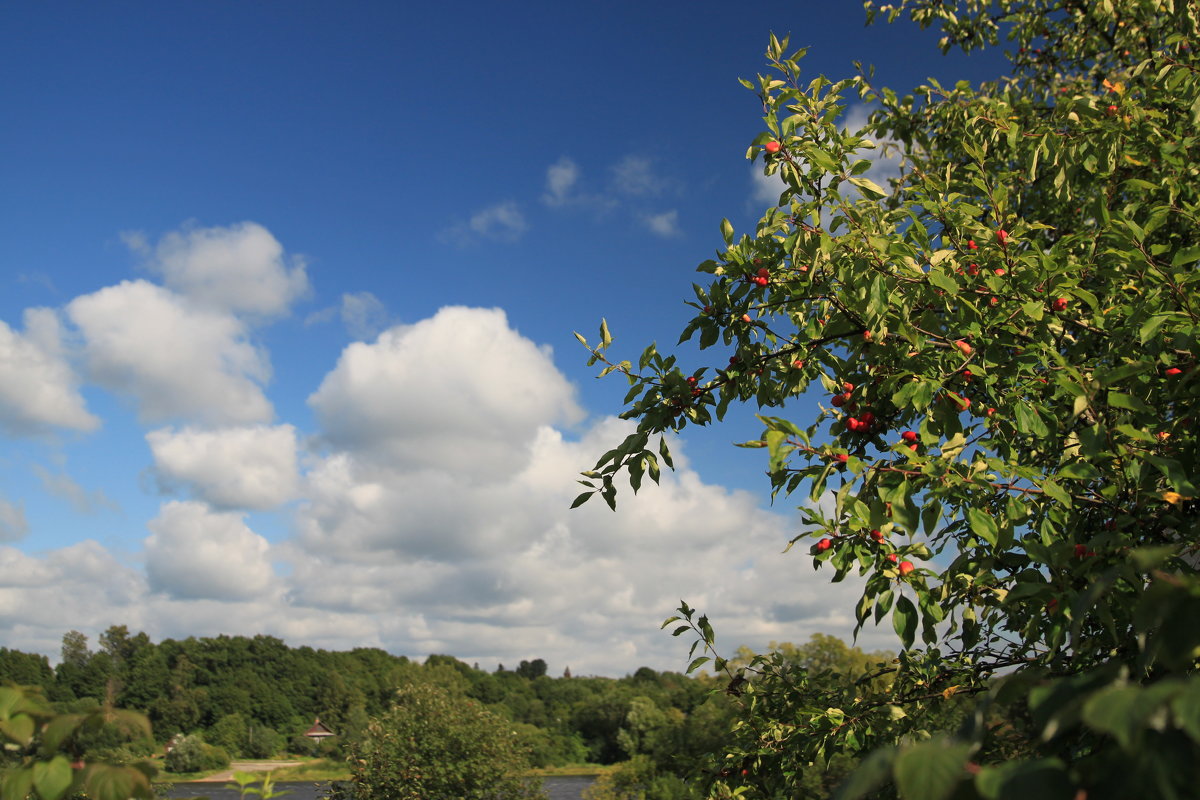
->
[147,424,300,510]
[308,306,583,475]
[0,308,99,436]
[66,280,273,426]
[131,222,309,318]
[144,500,276,601]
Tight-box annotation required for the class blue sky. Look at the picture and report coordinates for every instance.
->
[0,2,1008,675]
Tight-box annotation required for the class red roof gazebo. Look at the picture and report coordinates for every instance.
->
[304,718,336,741]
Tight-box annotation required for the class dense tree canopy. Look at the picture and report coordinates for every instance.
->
[577,1,1199,797]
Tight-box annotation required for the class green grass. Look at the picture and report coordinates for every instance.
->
[527,763,611,777]
[264,759,351,782]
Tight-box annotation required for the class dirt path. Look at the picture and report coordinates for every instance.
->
[191,760,300,783]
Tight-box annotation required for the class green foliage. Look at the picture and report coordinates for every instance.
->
[583,755,700,800]
[579,1,1200,797]
[225,770,292,800]
[0,685,155,800]
[346,682,545,800]
[163,733,230,774]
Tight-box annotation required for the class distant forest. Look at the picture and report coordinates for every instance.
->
[0,626,732,768]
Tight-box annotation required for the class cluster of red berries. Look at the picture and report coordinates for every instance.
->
[751,266,770,286]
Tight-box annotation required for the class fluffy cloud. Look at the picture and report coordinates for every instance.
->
[146,424,299,510]
[3,304,899,676]
[66,280,273,425]
[131,222,309,318]
[144,500,276,601]
[308,306,583,475]
[0,308,99,436]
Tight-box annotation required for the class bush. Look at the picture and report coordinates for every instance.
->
[164,733,229,774]
[347,682,544,800]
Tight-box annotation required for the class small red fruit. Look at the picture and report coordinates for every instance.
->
[686,376,698,385]
[870,529,885,542]
[1105,104,1118,116]
[967,263,980,276]
[985,407,996,417]
[996,229,1010,245]
[1165,367,1183,376]
[1051,298,1068,312]
[752,276,768,286]
[908,443,919,451]
[1074,544,1089,558]
[816,537,833,552]
[831,394,847,408]
[764,140,781,154]
[887,553,899,564]
[994,267,1006,276]
[859,411,875,426]
[702,305,713,315]
[791,359,805,369]
[967,239,978,250]
[898,560,915,577]
[834,454,849,464]
[741,313,753,323]
[954,339,973,356]
[846,417,862,432]
[901,431,918,442]
[756,267,769,278]
[843,382,855,392]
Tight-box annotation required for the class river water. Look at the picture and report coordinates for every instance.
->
[161,775,596,800]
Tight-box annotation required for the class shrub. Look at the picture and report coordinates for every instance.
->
[347,682,544,800]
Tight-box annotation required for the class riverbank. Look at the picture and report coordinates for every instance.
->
[156,757,610,784]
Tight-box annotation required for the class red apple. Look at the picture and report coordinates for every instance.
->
[901,431,918,442]
[967,239,978,250]
[816,537,833,552]
[996,229,1010,245]
[994,267,1007,276]
[1165,367,1182,376]
[764,140,781,154]
[831,394,847,408]
[954,339,973,356]
[1052,298,1069,312]
[887,553,899,564]
[898,560,915,576]
[834,454,849,464]
[870,529,885,542]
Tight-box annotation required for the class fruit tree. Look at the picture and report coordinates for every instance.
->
[575,1,1200,797]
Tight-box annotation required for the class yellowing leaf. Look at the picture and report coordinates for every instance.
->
[1103,78,1125,94]
[1162,491,1186,507]
[942,685,961,699]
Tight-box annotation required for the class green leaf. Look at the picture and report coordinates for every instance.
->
[1081,685,1148,750]
[686,656,710,673]
[1170,678,1200,743]
[720,218,734,245]
[967,507,999,547]
[833,745,896,800]
[0,713,34,746]
[848,176,887,199]
[893,739,969,800]
[32,756,73,800]
[892,595,917,649]
[1170,246,1200,267]
[974,759,1072,800]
